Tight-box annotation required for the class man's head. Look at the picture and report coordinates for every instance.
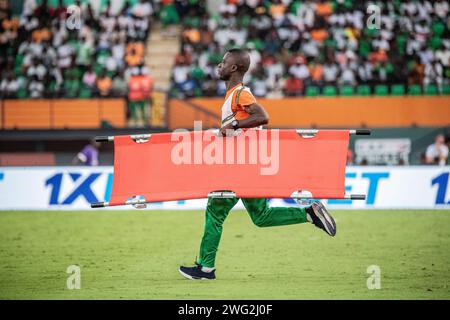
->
[90,138,101,149]
[436,134,445,145]
[217,48,250,81]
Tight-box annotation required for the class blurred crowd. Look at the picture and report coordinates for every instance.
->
[170,0,450,98]
[0,0,153,103]
[423,133,449,166]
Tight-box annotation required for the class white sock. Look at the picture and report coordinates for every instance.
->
[306,212,313,223]
[201,266,215,273]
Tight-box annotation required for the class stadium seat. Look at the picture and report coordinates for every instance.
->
[16,88,28,99]
[431,21,445,36]
[356,85,371,96]
[15,54,24,69]
[47,81,58,96]
[322,85,337,96]
[443,84,450,95]
[391,84,405,96]
[429,36,442,50]
[79,87,92,99]
[305,86,320,97]
[408,85,422,95]
[374,85,389,96]
[424,84,439,96]
[340,86,355,96]
[396,34,408,55]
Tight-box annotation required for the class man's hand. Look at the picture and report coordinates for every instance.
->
[220,122,235,137]
[219,103,270,137]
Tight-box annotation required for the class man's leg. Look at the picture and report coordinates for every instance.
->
[197,197,239,268]
[179,197,238,280]
[242,198,336,236]
[241,198,308,227]
[138,100,147,126]
[128,101,138,127]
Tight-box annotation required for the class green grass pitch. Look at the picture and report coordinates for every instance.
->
[0,210,449,299]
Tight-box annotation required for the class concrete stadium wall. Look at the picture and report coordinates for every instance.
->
[168,96,450,130]
[0,99,126,129]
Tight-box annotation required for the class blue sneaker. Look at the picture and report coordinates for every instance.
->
[179,263,216,280]
[309,202,337,236]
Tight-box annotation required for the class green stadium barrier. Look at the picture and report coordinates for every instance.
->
[443,84,450,95]
[391,84,405,96]
[374,85,389,96]
[322,85,337,96]
[356,85,371,96]
[408,85,422,95]
[340,86,355,96]
[424,84,439,96]
[305,86,320,97]
[16,88,28,99]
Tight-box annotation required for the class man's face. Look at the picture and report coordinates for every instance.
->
[436,134,445,145]
[217,53,236,81]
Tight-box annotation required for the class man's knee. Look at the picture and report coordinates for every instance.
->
[250,214,268,228]
[206,207,227,225]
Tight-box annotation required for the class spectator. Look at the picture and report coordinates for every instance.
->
[26,57,46,81]
[408,56,425,85]
[28,75,44,98]
[112,71,127,97]
[251,70,268,97]
[309,58,324,86]
[57,38,75,70]
[323,60,339,85]
[96,71,112,97]
[128,69,153,127]
[267,74,285,99]
[425,134,449,166]
[72,139,101,166]
[82,66,97,90]
[289,57,310,83]
[339,64,356,86]
[424,58,444,91]
[0,73,19,98]
[284,75,302,96]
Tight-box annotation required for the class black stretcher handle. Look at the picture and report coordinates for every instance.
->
[95,136,110,142]
[354,129,371,135]
[350,195,366,200]
[91,202,106,208]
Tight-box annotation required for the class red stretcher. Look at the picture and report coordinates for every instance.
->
[91,129,370,208]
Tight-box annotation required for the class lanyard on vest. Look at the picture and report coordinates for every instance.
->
[221,85,246,125]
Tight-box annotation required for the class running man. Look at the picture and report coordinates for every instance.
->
[179,48,336,280]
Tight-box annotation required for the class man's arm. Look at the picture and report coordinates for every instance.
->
[425,145,435,164]
[438,146,449,166]
[220,103,269,136]
[72,148,88,165]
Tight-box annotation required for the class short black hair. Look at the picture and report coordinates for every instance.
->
[226,48,250,74]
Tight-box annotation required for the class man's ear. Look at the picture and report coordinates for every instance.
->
[231,64,238,73]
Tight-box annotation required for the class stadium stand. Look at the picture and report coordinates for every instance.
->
[0,0,153,99]
[169,0,449,98]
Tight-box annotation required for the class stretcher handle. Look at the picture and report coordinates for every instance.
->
[95,136,114,142]
[91,202,108,208]
[349,195,366,200]
[352,129,371,135]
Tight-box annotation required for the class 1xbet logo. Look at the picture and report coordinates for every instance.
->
[45,173,113,205]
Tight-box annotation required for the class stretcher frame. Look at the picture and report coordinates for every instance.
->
[91,129,371,209]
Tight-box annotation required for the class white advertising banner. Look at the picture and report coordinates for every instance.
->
[0,166,449,210]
